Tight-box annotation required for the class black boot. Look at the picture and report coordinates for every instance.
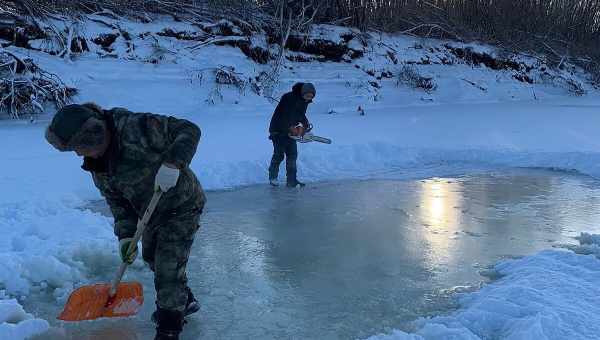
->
[286,179,305,188]
[154,308,183,340]
[153,288,199,324]
[184,287,200,316]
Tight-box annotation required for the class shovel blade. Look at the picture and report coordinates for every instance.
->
[58,282,143,321]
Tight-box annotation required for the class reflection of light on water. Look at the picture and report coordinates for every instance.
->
[419,179,463,268]
[427,182,447,226]
[421,180,461,228]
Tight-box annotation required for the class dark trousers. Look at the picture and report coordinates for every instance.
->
[268,135,298,183]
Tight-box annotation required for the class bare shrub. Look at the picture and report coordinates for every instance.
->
[0,50,76,118]
[142,34,176,63]
[540,73,586,96]
[215,66,246,91]
[396,65,437,92]
[188,65,253,104]
[205,86,223,105]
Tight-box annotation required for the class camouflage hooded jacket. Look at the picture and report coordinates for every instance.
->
[83,108,206,240]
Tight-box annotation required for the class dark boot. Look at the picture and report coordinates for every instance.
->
[154,308,183,340]
[286,179,305,188]
[184,287,200,316]
[153,288,199,324]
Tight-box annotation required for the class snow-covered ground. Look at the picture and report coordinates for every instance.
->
[2,17,600,339]
[368,245,600,340]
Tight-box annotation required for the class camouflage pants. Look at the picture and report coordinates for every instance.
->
[142,207,201,312]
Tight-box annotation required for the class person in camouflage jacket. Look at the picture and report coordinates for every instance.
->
[45,103,206,340]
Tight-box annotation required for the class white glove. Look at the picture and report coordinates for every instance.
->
[155,164,180,192]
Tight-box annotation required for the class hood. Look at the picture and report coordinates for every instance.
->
[291,82,304,95]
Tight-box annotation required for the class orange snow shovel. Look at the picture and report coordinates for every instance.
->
[58,189,163,321]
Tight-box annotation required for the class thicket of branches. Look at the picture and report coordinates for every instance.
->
[4,0,598,66]
[2,0,599,77]
[1,1,265,26]
[0,50,76,119]
[317,1,600,65]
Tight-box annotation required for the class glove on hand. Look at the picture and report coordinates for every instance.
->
[155,164,180,192]
[119,237,138,264]
[289,123,306,137]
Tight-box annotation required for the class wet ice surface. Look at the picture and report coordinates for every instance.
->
[29,169,600,339]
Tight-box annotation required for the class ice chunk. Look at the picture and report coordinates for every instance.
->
[0,299,48,340]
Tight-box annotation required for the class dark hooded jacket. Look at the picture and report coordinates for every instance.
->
[268,83,311,136]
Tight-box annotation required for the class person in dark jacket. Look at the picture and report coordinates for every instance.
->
[268,82,316,187]
[45,103,205,340]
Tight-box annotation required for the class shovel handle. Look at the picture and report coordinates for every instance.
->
[109,189,163,297]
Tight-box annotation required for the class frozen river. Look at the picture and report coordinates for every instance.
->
[30,168,600,339]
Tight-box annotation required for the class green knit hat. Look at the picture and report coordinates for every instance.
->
[45,104,105,151]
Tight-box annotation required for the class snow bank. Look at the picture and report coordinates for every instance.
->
[0,194,119,297]
[0,299,49,340]
[0,194,137,338]
[367,234,600,340]
[562,232,600,258]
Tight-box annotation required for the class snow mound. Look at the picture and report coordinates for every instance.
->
[367,237,600,339]
[562,232,600,258]
[0,197,117,299]
[0,299,48,340]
